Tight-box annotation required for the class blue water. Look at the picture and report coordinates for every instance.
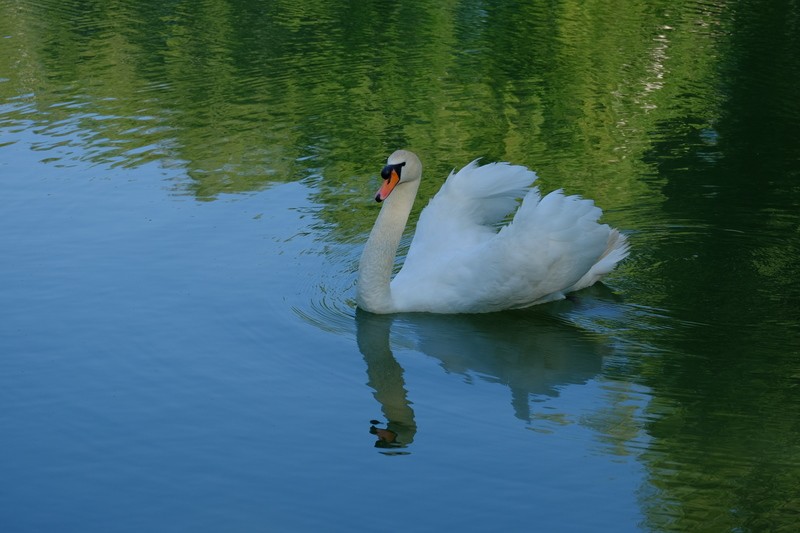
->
[2,136,646,531]
[3,0,800,531]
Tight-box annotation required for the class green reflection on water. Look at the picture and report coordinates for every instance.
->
[2,0,800,530]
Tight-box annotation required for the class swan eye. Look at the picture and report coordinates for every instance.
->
[381,161,406,181]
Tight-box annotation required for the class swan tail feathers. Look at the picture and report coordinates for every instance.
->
[567,229,630,292]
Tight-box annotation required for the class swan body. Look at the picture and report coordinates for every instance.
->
[356,150,629,314]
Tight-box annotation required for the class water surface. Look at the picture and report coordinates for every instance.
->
[2,0,799,531]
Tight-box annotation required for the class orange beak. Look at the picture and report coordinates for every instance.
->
[375,169,400,202]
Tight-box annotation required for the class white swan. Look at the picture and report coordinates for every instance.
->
[356,150,629,314]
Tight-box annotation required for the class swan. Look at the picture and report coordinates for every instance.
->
[356,150,629,314]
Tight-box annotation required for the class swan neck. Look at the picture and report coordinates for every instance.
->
[357,180,419,313]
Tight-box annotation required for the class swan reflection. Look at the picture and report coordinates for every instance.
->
[356,306,610,450]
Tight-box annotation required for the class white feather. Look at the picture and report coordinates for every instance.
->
[357,150,629,314]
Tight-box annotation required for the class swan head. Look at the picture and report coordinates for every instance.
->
[375,150,422,202]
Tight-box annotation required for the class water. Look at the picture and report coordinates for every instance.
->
[2,0,799,531]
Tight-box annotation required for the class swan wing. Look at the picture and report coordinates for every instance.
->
[402,160,538,263]
[483,189,629,307]
[392,184,629,313]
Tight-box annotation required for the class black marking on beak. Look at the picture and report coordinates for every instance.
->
[381,161,406,181]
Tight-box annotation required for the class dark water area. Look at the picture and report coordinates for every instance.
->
[2,0,799,531]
